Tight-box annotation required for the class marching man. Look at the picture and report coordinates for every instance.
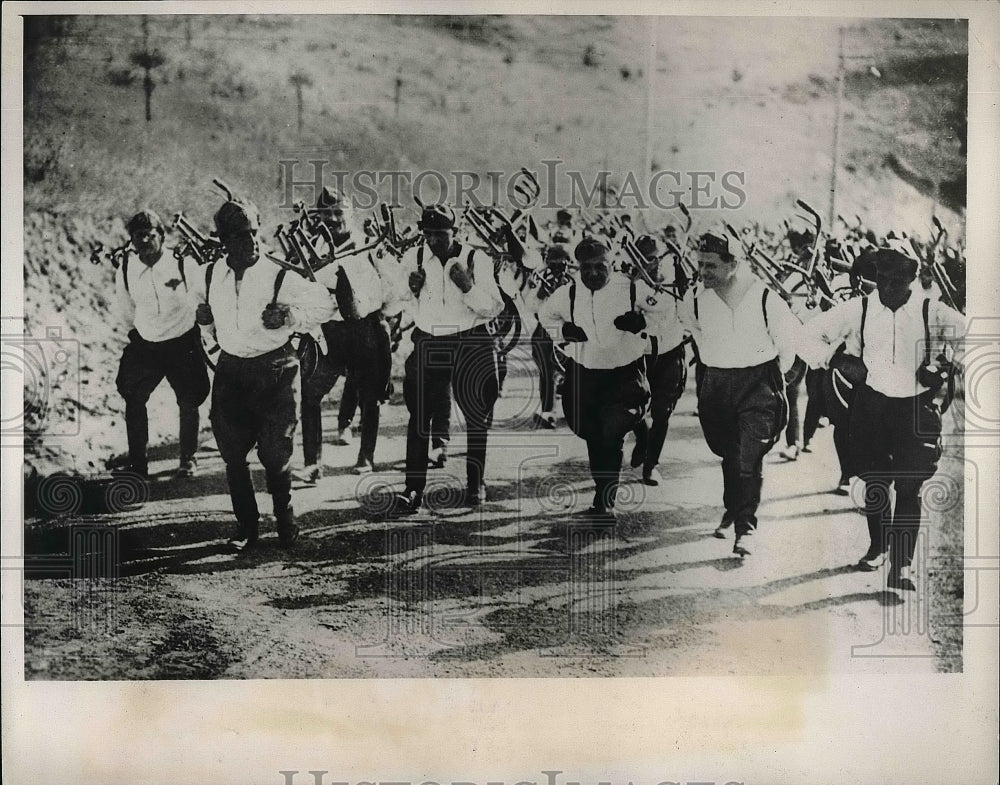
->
[193,196,333,550]
[115,209,210,479]
[805,243,966,590]
[538,236,670,518]
[386,204,506,516]
[678,232,826,556]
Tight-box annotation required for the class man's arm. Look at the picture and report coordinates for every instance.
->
[537,283,571,342]
[282,274,336,332]
[115,266,136,331]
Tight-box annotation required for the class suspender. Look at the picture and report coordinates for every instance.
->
[692,286,771,329]
[566,279,635,326]
[205,262,215,305]
[859,296,869,359]
[272,268,287,305]
[922,297,930,363]
[204,263,285,307]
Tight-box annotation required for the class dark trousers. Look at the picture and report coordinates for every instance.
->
[697,359,787,534]
[403,326,500,494]
[338,377,358,431]
[115,325,210,474]
[562,358,649,510]
[301,313,391,467]
[431,380,452,450]
[530,323,559,413]
[823,367,859,480]
[633,342,687,473]
[211,344,299,528]
[802,367,825,445]
[850,385,943,570]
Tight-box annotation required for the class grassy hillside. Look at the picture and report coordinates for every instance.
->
[21,13,967,471]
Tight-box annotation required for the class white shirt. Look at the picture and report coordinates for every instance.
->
[115,250,197,342]
[806,293,966,398]
[537,272,671,369]
[191,256,334,359]
[678,278,819,372]
[396,242,505,335]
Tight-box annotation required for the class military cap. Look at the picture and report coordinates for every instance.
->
[316,185,345,210]
[874,240,919,278]
[545,243,570,263]
[574,236,609,263]
[126,209,165,237]
[214,198,261,236]
[634,234,661,262]
[417,204,456,231]
[696,232,733,260]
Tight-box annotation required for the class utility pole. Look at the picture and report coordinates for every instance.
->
[644,17,658,194]
[828,26,846,231]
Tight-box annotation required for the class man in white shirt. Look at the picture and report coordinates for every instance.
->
[678,232,823,557]
[805,244,966,590]
[114,209,210,479]
[538,237,670,517]
[386,204,506,516]
[627,234,689,487]
[296,186,394,480]
[193,197,334,550]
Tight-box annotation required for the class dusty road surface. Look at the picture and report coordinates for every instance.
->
[22,348,963,679]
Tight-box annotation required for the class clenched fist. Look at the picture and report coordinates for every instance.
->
[196,303,214,326]
[448,261,474,293]
[613,311,646,334]
[408,268,427,296]
[562,322,588,343]
[261,302,290,330]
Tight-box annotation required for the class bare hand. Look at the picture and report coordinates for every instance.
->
[196,303,214,325]
[408,268,426,296]
[449,261,474,293]
[261,303,290,329]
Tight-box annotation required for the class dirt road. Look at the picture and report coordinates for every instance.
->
[22,347,963,679]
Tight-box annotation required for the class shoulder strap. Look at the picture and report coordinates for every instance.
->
[122,256,130,295]
[177,256,187,290]
[630,278,637,310]
[569,280,577,324]
[466,248,477,279]
[922,296,931,363]
[693,290,699,322]
[272,268,287,305]
[205,262,216,305]
[761,287,770,332]
[417,244,424,271]
[860,296,868,358]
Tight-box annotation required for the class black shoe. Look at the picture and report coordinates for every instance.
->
[112,464,148,481]
[733,530,753,556]
[464,483,487,508]
[713,514,734,539]
[428,446,448,468]
[276,506,299,548]
[386,490,421,518]
[228,519,260,552]
[642,467,662,486]
[887,566,916,591]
